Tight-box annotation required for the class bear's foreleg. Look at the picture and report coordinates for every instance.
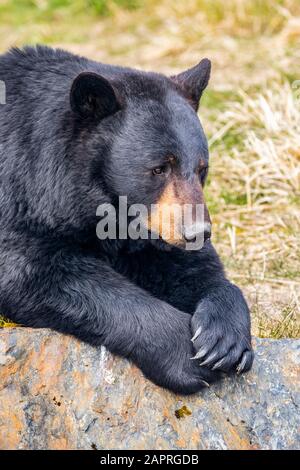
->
[2,247,220,394]
[127,241,254,376]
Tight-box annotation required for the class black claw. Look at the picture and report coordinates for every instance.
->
[237,350,253,374]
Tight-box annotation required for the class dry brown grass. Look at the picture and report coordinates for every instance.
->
[0,0,299,336]
[205,80,300,339]
[208,83,300,275]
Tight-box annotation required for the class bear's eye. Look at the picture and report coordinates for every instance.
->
[199,166,208,185]
[152,165,169,176]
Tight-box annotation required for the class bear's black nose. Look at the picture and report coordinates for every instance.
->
[203,223,212,241]
[183,222,211,243]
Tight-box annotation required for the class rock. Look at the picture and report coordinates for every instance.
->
[0,328,299,450]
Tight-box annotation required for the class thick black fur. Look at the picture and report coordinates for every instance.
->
[0,46,253,394]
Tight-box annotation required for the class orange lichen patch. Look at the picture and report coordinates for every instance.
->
[70,369,95,418]
[202,400,257,450]
[283,362,299,381]
[191,428,201,448]
[175,437,187,448]
[28,341,67,396]
[160,404,197,448]
[211,410,258,450]
[0,408,23,449]
[0,360,25,391]
[223,423,256,450]
[59,414,76,447]
[162,406,172,421]
[120,397,136,420]
[30,337,63,367]
[49,432,69,450]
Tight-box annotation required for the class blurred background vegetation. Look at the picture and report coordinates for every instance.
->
[0,0,299,337]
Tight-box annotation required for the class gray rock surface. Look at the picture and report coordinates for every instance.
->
[0,328,299,449]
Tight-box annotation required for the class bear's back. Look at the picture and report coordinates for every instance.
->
[0,46,110,123]
[0,46,101,231]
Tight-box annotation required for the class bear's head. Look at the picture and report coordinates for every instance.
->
[70,59,211,250]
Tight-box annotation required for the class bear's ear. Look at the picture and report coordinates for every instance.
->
[170,58,211,111]
[70,72,120,120]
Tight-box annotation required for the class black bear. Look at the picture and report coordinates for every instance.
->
[0,46,253,394]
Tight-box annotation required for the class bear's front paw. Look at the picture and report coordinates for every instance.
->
[133,309,221,394]
[191,287,254,375]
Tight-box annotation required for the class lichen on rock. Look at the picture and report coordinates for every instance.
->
[0,328,299,450]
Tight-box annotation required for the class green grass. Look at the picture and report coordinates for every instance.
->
[201,90,238,112]
[0,316,18,328]
[0,0,140,22]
